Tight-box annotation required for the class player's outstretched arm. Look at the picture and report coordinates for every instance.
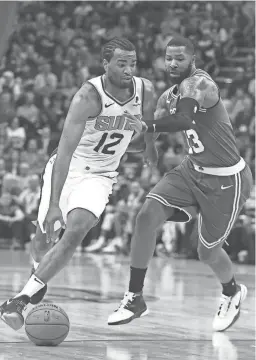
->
[126,78,156,153]
[144,76,219,133]
[49,83,100,206]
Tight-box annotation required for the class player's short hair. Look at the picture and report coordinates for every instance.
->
[166,35,195,55]
[102,37,136,62]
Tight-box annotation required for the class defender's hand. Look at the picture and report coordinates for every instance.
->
[124,111,148,134]
[43,204,65,243]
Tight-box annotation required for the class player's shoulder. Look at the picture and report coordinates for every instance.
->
[180,70,219,107]
[180,70,217,93]
[72,81,101,110]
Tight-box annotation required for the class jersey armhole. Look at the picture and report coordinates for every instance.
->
[87,82,103,119]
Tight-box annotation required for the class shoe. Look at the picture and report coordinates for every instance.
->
[0,295,30,331]
[108,291,149,325]
[30,267,47,305]
[213,284,247,332]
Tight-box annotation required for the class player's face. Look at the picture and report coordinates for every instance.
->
[104,49,137,89]
[165,46,194,84]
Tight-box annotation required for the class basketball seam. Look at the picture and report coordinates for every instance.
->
[26,310,69,322]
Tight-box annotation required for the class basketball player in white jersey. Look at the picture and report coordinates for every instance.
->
[0,37,157,331]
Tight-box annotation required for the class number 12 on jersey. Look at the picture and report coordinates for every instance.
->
[94,132,124,155]
[184,129,204,154]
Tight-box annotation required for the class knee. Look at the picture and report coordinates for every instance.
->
[66,210,97,240]
[197,242,221,264]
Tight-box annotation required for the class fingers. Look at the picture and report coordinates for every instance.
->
[44,216,65,243]
[45,220,53,244]
[123,111,145,133]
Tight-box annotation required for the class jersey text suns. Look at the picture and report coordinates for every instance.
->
[95,114,141,132]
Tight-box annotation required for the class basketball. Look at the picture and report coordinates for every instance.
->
[25,303,70,346]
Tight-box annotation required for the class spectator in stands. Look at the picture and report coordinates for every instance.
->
[102,183,131,254]
[160,133,185,172]
[57,18,75,48]
[20,139,40,171]
[17,91,39,125]
[14,174,40,246]
[17,162,30,190]
[6,116,26,150]
[4,149,21,176]
[228,87,253,125]
[34,63,58,96]
[0,91,16,126]
[39,126,51,155]
[0,159,7,193]
[0,71,15,94]
[0,192,24,250]
[60,62,78,100]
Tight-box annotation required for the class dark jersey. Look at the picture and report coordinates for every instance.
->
[166,69,241,167]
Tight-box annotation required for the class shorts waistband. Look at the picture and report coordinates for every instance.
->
[191,157,246,176]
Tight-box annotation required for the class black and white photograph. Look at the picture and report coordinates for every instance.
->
[0,1,254,359]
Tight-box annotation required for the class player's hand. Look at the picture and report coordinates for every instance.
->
[123,111,148,134]
[43,204,65,244]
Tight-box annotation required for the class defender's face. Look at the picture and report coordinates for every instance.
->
[165,46,194,84]
[104,49,137,89]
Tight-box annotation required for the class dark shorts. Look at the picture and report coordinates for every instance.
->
[147,157,253,248]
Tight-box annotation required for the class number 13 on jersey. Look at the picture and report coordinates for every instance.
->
[184,129,204,154]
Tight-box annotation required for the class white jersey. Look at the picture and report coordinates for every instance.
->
[68,75,144,177]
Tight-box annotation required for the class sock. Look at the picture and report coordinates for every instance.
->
[128,266,147,294]
[14,274,45,299]
[222,276,237,297]
[33,260,39,270]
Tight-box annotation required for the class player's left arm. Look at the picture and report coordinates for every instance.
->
[143,76,219,133]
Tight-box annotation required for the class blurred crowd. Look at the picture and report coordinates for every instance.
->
[0,2,254,263]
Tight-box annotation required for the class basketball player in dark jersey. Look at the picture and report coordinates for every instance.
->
[109,36,253,332]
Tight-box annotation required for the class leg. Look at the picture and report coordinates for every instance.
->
[197,235,235,284]
[10,221,24,250]
[196,166,253,331]
[108,198,174,325]
[0,168,114,331]
[0,208,97,331]
[35,208,97,283]
[130,198,174,269]
[197,167,252,284]
[108,167,197,325]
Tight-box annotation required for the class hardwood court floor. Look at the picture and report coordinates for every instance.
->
[0,250,254,359]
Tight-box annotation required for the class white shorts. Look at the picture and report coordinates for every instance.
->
[37,155,117,233]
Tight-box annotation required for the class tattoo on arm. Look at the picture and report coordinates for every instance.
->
[154,90,169,120]
[179,76,219,107]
